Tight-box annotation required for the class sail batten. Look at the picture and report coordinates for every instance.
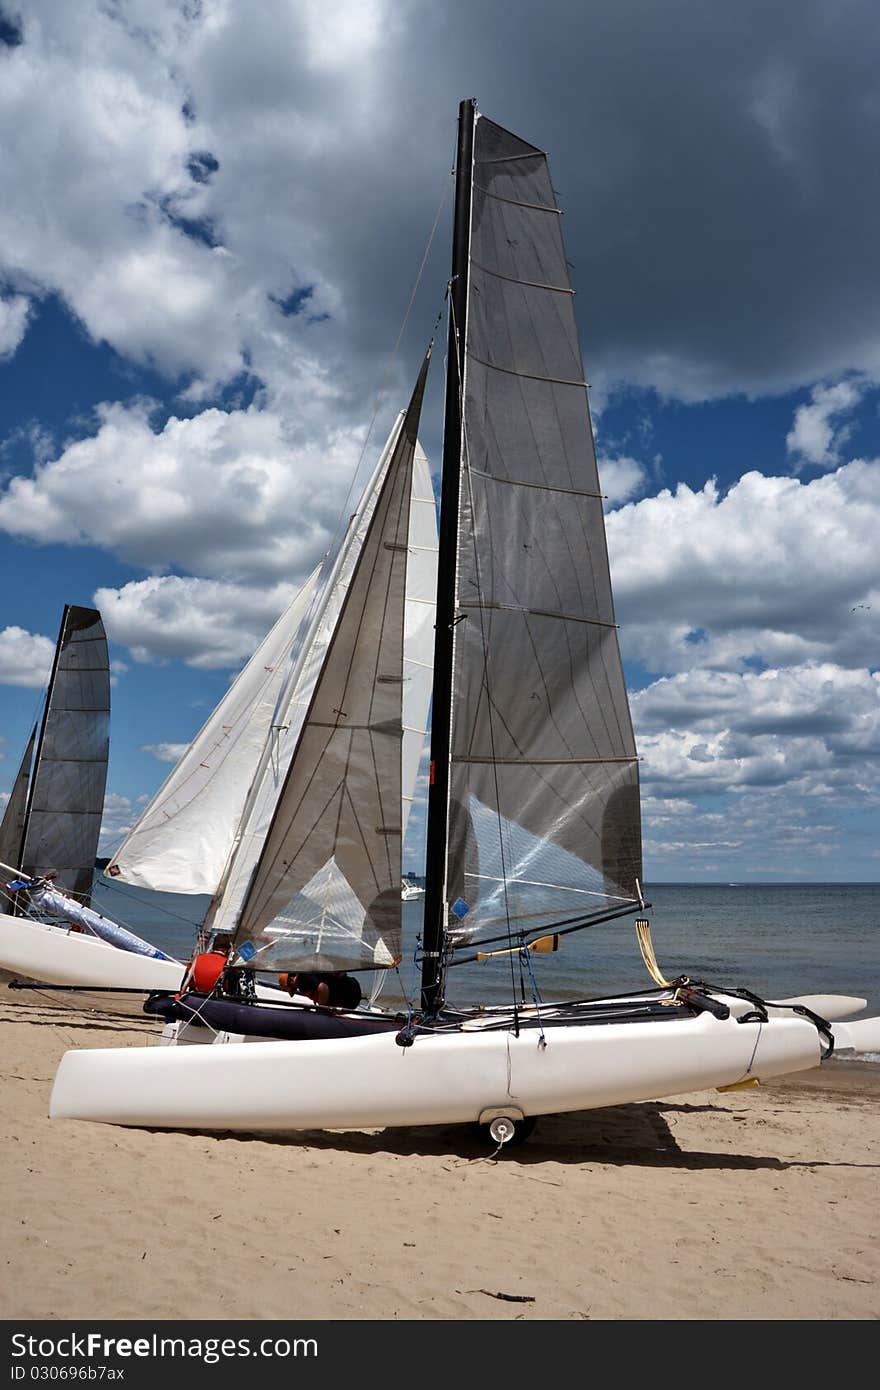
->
[468,358,589,388]
[469,261,574,292]
[455,756,639,765]
[459,601,618,628]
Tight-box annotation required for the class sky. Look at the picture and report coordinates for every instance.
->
[0,0,877,885]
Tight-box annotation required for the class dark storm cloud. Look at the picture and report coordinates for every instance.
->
[315,0,880,409]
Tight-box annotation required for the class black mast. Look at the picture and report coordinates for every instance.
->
[421,98,476,1013]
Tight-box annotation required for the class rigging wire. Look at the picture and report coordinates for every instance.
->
[322,169,452,563]
[98,873,211,931]
[21,685,47,746]
[520,946,547,1047]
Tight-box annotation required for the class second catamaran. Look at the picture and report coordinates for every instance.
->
[0,604,183,1003]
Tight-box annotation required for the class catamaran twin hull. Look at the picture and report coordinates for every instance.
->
[0,911,183,1015]
[49,990,880,1133]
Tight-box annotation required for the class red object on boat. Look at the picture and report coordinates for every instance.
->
[191,951,227,994]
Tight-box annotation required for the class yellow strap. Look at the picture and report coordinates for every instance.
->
[635,917,673,988]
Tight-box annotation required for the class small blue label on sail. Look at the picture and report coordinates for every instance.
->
[450,898,470,920]
[236,941,257,962]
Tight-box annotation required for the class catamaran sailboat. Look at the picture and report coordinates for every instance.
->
[49,101,880,1141]
[0,605,183,1002]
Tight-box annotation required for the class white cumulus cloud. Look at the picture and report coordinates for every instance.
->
[608,458,880,675]
[97,791,140,857]
[598,455,646,506]
[0,294,30,359]
[785,379,865,468]
[0,399,368,584]
[142,742,190,763]
[95,573,302,669]
[0,625,55,688]
[633,663,880,798]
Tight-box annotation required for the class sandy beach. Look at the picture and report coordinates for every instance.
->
[1,996,878,1322]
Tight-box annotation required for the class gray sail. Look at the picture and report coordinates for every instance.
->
[20,606,110,904]
[232,354,430,972]
[0,723,36,871]
[445,114,642,943]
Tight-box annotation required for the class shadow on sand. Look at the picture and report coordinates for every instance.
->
[148,1099,880,1173]
[0,999,156,1038]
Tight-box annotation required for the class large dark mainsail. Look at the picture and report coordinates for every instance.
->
[231,353,431,973]
[19,606,110,904]
[422,103,642,1010]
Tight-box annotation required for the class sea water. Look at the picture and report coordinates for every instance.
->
[92,878,880,1058]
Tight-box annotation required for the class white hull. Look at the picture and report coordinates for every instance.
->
[49,991,880,1133]
[0,913,309,1018]
[0,911,184,1013]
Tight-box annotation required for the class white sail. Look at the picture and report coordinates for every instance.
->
[105,566,322,896]
[207,415,437,939]
[231,355,432,971]
[402,441,435,840]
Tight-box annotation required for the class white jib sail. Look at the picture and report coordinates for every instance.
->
[105,565,322,896]
[207,415,438,940]
[230,351,434,972]
[402,441,436,841]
